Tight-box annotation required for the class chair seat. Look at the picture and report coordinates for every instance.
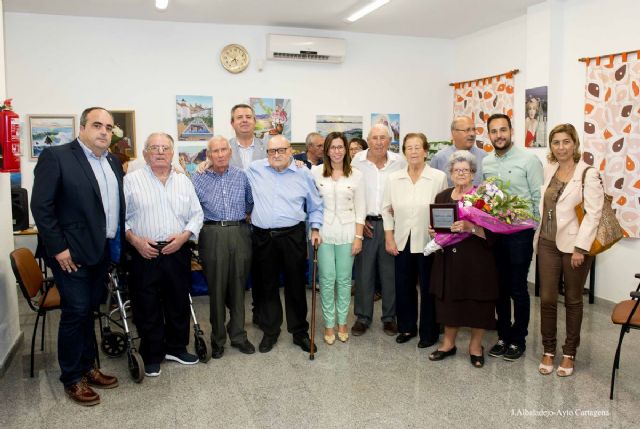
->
[611,300,640,326]
[39,287,61,309]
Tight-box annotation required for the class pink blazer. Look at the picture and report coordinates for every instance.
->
[533,161,604,254]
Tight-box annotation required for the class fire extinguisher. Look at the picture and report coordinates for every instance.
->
[0,98,21,173]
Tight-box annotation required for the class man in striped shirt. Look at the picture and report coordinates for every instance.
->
[124,132,204,377]
[192,136,255,359]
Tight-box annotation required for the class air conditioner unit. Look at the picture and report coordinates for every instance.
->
[267,34,346,63]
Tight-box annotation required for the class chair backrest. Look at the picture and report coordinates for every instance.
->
[10,248,44,300]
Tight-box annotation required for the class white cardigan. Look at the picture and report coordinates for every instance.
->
[533,161,604,253]
[382,165,448,253]
[311,165,366,243]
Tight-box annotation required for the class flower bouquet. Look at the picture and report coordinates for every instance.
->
[423,177,539,255]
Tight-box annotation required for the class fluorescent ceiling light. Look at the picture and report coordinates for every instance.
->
[345,0,390,23]
[155,0,169,11]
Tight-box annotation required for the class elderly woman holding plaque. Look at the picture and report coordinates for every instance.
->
[382,133,447,348]
[428,150,498,368]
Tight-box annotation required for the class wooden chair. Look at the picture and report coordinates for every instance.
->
[610,273,640,399]
[10,247,61,377]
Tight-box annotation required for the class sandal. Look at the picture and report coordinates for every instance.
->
[556,355,575,377]
[538,353,555,375]
[470,346,485,368]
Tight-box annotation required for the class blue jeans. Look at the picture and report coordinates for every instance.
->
[49,254,109,387]
[494,229,534,349]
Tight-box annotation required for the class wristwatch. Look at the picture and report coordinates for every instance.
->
[471,227,477,234]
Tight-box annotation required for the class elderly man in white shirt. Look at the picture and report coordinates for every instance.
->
[350,124,407,336]
[124,132,203,377]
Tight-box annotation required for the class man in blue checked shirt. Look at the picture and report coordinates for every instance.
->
[192,136,255,359]
[246,135,324,354]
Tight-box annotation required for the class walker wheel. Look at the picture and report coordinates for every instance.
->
[101,331,126,357]
[194,334,211,363]
[128,351,145,383]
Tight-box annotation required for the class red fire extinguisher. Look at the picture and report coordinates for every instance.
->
[0,98,21,173]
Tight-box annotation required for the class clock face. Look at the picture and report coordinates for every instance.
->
[220,44,250,74]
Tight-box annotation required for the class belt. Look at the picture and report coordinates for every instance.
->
[204,220,246,226]
[366,215,383,221]
[253,222,304,236]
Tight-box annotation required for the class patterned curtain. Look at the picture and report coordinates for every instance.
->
[452,71,516,152]
[583,52,640,238]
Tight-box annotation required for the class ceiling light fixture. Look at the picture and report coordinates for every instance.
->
[155,0,169,11]
[345,0,390,23]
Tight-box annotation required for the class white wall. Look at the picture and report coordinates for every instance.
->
[4,12,454,211]
[0,0,22,371]
[453,0,640,302]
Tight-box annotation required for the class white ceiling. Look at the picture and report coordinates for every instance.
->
[3,0,545,39]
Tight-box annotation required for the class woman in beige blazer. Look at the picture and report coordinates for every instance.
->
[533,123,604,377]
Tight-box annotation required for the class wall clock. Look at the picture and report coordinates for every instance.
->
[220,44,250,74]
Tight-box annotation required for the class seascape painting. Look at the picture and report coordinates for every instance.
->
[29,115,76,159]
[316,115,363,141]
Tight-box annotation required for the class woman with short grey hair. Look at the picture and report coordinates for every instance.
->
[445,150,477,175]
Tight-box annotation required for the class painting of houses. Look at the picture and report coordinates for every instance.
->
[176,95,213,141]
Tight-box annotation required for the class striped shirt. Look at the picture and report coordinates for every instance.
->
[124,165,203,241]
[191,166,253,221]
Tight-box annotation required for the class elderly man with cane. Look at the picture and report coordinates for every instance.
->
[245,135,323,354]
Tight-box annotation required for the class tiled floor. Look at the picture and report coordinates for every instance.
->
[1,286,639,428]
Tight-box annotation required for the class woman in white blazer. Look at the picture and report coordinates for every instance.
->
[382,133,447,347]
[533,123,604,377]
[311,132,365,345]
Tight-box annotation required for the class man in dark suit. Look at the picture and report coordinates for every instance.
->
[31,107,125,406]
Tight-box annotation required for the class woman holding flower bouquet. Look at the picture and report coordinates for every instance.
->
[533,124,603,377]
[428,150,499,368]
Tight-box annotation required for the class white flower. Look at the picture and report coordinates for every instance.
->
[423,239,442,256]
[112,125,124,139]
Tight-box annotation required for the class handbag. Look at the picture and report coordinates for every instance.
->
[574,166,624,255]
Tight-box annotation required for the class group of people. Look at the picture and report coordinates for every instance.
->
[30,104,604,407]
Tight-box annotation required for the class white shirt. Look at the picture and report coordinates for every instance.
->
[124,165,203,241]
[382,165,448,253]
[351,149,406,216]
[311,165,366,245]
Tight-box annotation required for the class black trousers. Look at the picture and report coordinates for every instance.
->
[394,240,438,342]
[129,245,191,365]
[252,222,309,339]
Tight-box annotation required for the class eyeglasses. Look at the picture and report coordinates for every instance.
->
[454,127,477,134]
[146,145,172,153]
[452,168,471,175]
[329,145,345,151]
[266,147,289,155]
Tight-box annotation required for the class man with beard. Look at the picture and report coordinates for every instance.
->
[483,114,543,361]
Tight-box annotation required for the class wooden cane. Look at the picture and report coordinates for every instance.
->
[309,243,318,360]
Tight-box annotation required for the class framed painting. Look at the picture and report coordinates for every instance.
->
[110,110,137,159]
[28,115,76,159]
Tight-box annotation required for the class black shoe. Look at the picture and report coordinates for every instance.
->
[417,339,437,349]
[293,335,317,353]
[428,346,457,361]
[395,333,416,344]
[470,347,485,368]
[211,343,224,359]
[503,344,525,361]
[259,335,277,353]
[351,321,368,336]
[488,340,507,357]
[231,340,255,355]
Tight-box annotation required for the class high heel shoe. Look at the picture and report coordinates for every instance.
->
[556,355,575,377]
[538,353,555,375]
[338,332,349,342]
[324,334,336,345]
